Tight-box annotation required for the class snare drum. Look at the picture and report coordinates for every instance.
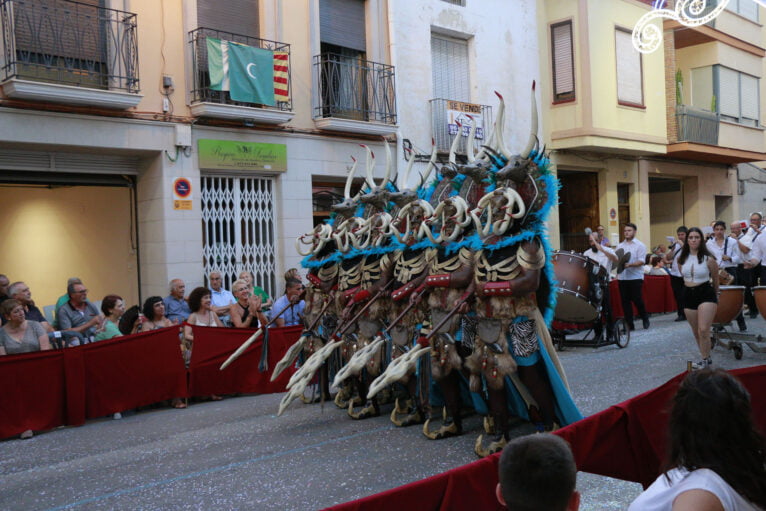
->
[753,286,766,320]
[713,286,745,324]
[552,250,601,322]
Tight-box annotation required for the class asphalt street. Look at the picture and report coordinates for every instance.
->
[2,311,764,511]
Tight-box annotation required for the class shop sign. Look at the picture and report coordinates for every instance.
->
[446,101,484,140]
[198,139,287,172]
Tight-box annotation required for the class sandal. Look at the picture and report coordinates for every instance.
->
[171,398,187,409]
[210,395,223,401]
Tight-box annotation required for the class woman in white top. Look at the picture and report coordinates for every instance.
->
[629,369,766,511]
[677,227,719,370]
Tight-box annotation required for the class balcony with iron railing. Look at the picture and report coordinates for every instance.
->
[669,103,766,163]
[189,27,294,124]
[0,0,141,109]
[313,53,397,136]
[429,98,493,156]
[676,104,719,145]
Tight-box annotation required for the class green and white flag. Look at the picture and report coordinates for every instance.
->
[206,37,275,106]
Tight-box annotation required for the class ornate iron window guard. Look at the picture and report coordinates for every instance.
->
[313,52,396,125]
[0,0,139,92]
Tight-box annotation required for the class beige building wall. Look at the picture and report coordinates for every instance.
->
[0,186,138,307]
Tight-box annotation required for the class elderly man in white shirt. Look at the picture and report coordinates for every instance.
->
[208,271,236,325]
[616,223,650,331]
[707,221,746,331]
[583,231,618,340]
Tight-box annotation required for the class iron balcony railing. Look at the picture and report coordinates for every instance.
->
[189,27,292,111]
[314,53,396,124]
[430,98,493,155]
[676,104,719,145]
[0,0,139,92]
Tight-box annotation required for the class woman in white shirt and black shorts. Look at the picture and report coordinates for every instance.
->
[677,227,719,370]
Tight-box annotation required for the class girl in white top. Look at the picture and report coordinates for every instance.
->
[629,369,766,511]
[677,227,719,370]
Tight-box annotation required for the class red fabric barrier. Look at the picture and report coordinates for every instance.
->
[610,275,674,318]
[0,326,303,439]
[326,366,766,510]
[0,350,66,439]
[82,327,188,420]
[188,325,300,397]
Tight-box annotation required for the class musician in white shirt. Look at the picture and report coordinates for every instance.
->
[707,221,746,331]
[616,223,650,331]
[739,212,763,318]
[664,226,688,322]
[583,232,618,340]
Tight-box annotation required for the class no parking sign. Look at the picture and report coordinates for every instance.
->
[173,177,193,210]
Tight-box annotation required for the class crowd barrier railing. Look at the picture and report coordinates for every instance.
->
[0,325,302,439]
[324,365,766,511]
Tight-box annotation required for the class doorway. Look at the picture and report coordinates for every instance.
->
[648,177,683,250]
[617,183,631,242]
[558,171,599,252]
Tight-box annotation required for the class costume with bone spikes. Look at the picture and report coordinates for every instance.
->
[373,142,439,427]
[406,122,491,440]
[466,83,582,457]
[336,141,403,420]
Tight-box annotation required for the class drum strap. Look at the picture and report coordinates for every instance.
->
[724,237,728,257]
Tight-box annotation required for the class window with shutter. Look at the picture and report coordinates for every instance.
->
[727,0,759,22]
[551,21,575,102]
[714,65,760,126]
[431,34,470,102]
[197,0,259,37]
[718,66,740,120]
[319,0,366,52]
[740,73,759,125]
[691,66,714,111]
[615,28,643,107]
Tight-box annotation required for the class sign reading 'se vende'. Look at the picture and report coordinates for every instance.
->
[198,139,287,172]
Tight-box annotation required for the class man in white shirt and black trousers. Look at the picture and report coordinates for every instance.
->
[738,212,763,318]
[616,223,650,331]
[707,220,746,331]
[744,217,766,319]
[583,229,618,340]
[664,226,687,322]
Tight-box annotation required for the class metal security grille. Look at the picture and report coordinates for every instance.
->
[201,175,276,298]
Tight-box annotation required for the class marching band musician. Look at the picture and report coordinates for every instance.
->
[583,230,617,341]
[738,212,763,318]
[706,221,746,331]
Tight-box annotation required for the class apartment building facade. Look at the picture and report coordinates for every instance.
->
[539,0,766,252]
[0,0,540,306]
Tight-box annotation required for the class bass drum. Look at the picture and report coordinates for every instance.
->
[753,286,766,320]
[713,286,744,324]
[552,250,600,323]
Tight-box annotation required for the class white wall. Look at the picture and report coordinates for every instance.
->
[390,0,541,188]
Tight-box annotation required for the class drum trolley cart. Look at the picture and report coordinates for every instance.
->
[711,286,766,360]
[550,250,630,351]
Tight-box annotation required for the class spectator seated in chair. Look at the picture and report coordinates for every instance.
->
[57,281,103,345]
[137,296,174,331]
[0,299,51,356]
[163,279,191,324]
[5,281,83,348]
[94,295,126,341]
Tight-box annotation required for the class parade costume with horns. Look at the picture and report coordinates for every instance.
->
[251,82,581,459]
[465,86,582,457]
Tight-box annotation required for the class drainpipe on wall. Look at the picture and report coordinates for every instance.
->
[386,0,405,186]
